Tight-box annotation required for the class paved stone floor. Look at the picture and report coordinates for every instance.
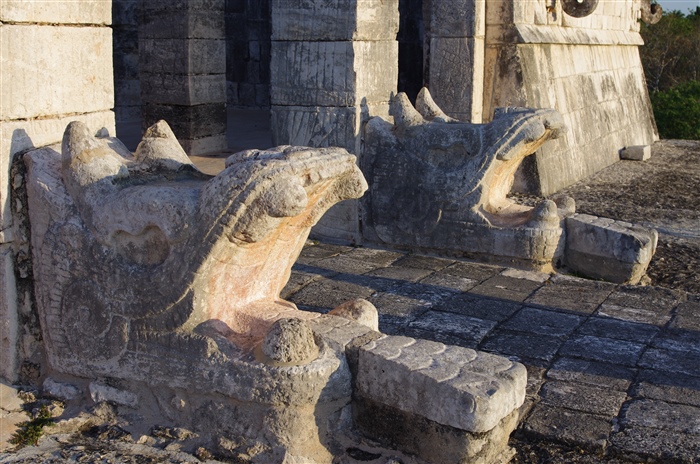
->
[282,241,700,463]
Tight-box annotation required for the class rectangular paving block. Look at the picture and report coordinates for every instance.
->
[271,0,399,41]
[357,335,526,433]
[565,214,658,284]
[0,25,114,120]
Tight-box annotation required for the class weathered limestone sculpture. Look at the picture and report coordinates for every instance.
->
[363,88,658,283]
[363,88,568,270]
[24,121,527,463]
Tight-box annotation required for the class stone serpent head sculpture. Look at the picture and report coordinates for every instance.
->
[363,88,568,269]
[26,120,367,374]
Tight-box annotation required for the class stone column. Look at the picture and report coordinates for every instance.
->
[270,0,399,244]
[139,0,227,155]
[424,0,485,122]
[0,0,114,383]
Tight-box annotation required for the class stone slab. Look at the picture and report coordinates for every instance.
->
[523,404,611,451]
[559,335,646,367]
[140,39,226,75]
[565,214,658,284]
[354,396,519,464]
[538,380,628,417]
[547,357,636,392]
[479,329,564,363]
[365,265,433,283]
[439,293,522,322]
[270,40,398,107]
[440,262,503,282]
[427,36,484,121]
[272,0,399,41]
[0,246,18,383]
[638,347,700,377]
[407,311,497,347]
[621,398,700,434]
[271,105,361,154]
[178,135,228,156]
[289,279,376,311]
[140,9,225,40]
[633,370,700,408]
[140,74,226,106]
[620,145,651,161]
[469,275,542,302]
[610,425,700,463]
[0,25,114,120]
[0,0,111,24]
[425,0,485,38]
[357,335,526,433]
[501,307,584,337]
[575,317,659,343]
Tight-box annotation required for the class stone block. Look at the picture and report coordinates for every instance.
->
[357,335,527,433]
[0,245,18,383]
[426,0,485,38]
[140,39,226,75]
[142,103,227,140]
[271,0,399,41]
[270,40,398,107]
[0,0,111,25]
[179,134,228,156]
[565,214,658,284]
[354,397,519,464]
[112,0,139,27]
[0,25,114,120]
[620,145,651,161]
[271,105,361,154]
[140,73,226,106]
[89,382,138,407]
[140,9,225,39]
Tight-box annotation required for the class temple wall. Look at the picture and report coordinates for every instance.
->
[0,0,115,383]
[483,0,658,195]
[270,0,399,244]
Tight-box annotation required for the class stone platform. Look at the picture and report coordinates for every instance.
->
[282,241,699,462]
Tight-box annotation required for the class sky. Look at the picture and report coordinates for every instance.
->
[656,0,699,13]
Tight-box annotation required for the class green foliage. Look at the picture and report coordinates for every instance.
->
[650,80,700,140]
[640,8,700,92]
[8,405,55,448]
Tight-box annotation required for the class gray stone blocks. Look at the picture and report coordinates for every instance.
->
[270,41,398,107]
[565,214,658,284]
[139,0,227,154]
[272,0,399,41]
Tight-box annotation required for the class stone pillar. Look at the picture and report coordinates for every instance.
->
[424,0,485,122]
[270,0,399,244]
[0,0,114,383]
[139,0,227,155]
